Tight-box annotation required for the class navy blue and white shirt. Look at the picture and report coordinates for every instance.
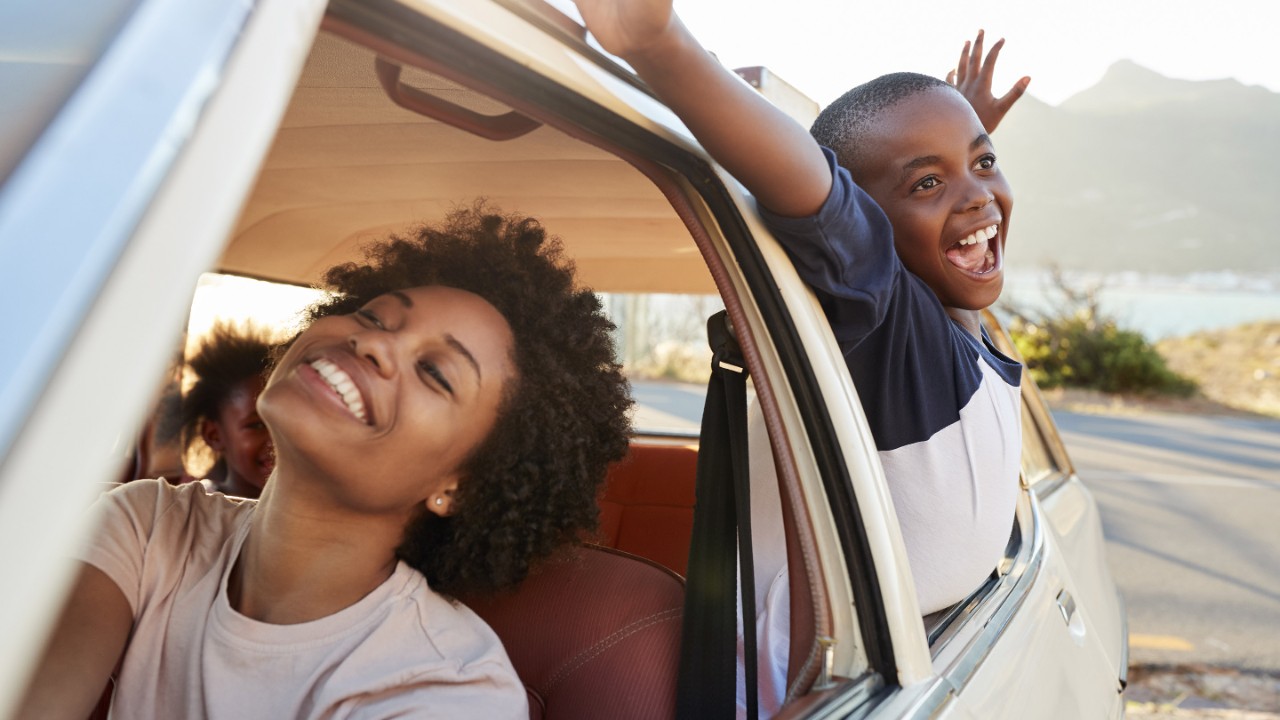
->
[759,148,1022,614]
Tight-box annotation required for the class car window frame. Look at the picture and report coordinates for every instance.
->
[321,0,899,710]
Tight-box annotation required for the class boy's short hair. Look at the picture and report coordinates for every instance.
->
[810,71,954,174]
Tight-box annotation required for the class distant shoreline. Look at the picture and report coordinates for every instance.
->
[1000,271,1280,341]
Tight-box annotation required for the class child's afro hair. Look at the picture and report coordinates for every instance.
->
[307,203,633,596]
[182,322,274,457]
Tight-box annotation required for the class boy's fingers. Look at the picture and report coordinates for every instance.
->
[981,38,1005,82]
[954,41,971,83]
[968,30,985,77]
[995,76,1031,110]
[946,69,957,85]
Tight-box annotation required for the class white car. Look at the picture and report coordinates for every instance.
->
[0,0,1126,717]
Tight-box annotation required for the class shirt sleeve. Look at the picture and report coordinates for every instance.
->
[74,479,169,616]
[757,147,902,346]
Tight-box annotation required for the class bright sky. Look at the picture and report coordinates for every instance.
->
[672,0,1278,106]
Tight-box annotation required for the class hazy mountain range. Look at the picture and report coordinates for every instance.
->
[994,60,1280,276]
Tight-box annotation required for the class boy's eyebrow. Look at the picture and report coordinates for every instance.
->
[898,133,996,185]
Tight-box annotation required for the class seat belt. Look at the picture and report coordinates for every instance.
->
[676,310,758,720]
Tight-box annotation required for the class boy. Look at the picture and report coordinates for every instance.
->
[576,2,1029,632]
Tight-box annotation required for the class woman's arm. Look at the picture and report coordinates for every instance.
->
[16,562,132,719]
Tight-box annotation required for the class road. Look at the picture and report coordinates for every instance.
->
[630,380,1280,671]
[1052,410,1280,672]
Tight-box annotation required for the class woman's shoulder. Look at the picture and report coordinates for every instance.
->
[99,478,254,537]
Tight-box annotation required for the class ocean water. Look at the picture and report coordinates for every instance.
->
[999,274,1280,341]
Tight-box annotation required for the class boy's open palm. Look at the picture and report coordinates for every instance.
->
[574,0,674,59]
[947,30,1031,134]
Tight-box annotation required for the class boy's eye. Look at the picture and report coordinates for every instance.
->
[911,175,940,192]
[355,308,386,329]
[419,360,454,396]
[975,154,997,171]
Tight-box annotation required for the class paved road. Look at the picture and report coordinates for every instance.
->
[630,380,1280,671]
[1052,410,1280,672]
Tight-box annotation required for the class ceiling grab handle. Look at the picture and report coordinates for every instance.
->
[373,57,541,141]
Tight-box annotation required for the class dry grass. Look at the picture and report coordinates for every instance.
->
[1155,322,1280,418]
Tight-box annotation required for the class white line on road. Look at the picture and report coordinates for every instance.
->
[1081,471,1276,489]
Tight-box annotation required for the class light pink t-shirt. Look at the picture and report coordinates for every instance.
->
[80,480,527,719]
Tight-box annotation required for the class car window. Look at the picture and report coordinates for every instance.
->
[1020,401,1059,486]
[0,0,142,181]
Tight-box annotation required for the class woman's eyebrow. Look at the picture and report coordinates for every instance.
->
[389,290,413,307]
[445,334,482,384]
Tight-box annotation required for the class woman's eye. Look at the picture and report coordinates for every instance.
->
[419,360,454,396]
[912,176,940,192]
[355,309,385,329]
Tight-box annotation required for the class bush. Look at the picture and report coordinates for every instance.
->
[1004,270,1197,397]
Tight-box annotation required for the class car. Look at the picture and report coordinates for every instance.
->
[0,0,1127,717]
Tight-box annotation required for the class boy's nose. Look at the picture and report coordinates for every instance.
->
[960,180,994,212]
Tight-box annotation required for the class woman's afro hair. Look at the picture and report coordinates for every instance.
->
[308,203,633,596]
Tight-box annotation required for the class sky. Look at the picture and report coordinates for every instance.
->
[670,0,1279,107]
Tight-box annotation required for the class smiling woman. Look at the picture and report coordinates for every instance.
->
[16,205,633,719]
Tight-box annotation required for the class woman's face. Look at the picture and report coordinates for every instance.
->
[258,285,516,518]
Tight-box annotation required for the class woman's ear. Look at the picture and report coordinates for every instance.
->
[200,419,225,453]
[425,482,459,517]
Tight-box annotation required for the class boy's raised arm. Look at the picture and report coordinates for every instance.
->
[575,0,831,218]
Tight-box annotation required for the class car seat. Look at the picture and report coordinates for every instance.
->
[461,545,684,720]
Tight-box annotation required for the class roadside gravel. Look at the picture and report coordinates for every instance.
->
[1126,665,1280,718]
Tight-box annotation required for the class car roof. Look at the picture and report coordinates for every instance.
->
[220,31,713,294]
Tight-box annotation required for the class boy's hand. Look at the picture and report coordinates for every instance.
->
[947,30,1030,134]
[574,0,675,61]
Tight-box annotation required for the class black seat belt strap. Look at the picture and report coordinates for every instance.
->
[676,311,758,720]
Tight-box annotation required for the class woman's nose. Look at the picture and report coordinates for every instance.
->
[348,330,395,377]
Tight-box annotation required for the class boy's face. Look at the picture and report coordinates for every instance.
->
[854,87,1012,312]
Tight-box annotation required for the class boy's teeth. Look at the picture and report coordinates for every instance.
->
[309,358,368,422]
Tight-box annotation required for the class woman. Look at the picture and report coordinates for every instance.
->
[182,323,275,497]
[19,206,633,719]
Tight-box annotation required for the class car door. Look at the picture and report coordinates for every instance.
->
[0,0,326,713]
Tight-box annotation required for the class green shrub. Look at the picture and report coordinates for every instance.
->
[1004,271,1197,397]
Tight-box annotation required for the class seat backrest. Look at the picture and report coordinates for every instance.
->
[462,545,684,720]
[596,443,697,576]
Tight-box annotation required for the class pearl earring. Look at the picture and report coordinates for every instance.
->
[434,497,443,506]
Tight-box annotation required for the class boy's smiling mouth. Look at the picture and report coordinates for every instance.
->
[945,223,1000,276]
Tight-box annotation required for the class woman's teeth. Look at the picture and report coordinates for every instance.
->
[309,358,368,423]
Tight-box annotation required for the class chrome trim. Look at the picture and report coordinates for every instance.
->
[789,673,889,719]
[1117,590,1130,689]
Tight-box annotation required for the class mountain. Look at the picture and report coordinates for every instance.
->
[994,61,1280,275]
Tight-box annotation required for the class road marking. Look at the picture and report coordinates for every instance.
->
[1084,471,1273,489]
[1129,634,1195,651]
